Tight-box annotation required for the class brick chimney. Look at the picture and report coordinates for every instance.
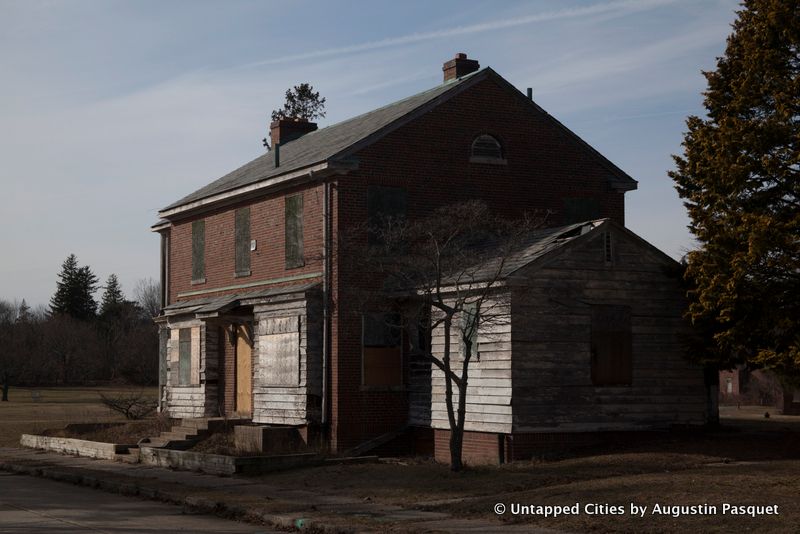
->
[442,53,480,82]
[269,118,318,148]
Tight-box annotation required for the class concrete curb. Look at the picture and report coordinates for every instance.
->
[0,458,353,533]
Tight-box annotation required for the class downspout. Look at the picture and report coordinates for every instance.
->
[321,179,331,429]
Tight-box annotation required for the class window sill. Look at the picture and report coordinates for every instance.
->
[360,385,407,392]
[469,156,507,165]
[234,270,251,278]
[173,384,201,388]
[191,278,206,285]
[285,262,305,270]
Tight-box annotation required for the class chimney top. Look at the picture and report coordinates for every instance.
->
[442,53,480,82]
[269,117,318,149]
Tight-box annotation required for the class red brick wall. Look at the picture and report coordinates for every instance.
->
[328,77,631,451]
[434,429,502,465]
[168,183,324,304]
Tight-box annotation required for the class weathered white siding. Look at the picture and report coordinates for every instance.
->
[508,226,707,432]
[417,300,513,434]
[164,319,219,418]
[252,293,322,425]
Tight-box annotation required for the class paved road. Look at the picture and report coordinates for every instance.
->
[0,472,274,533]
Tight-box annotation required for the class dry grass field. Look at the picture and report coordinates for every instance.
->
[0,386,158,447]
[255,405,800,533]
[2,390,798,532]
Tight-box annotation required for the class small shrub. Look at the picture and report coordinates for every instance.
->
[99,390,157,420]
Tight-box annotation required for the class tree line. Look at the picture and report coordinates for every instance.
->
[0,254,160,400]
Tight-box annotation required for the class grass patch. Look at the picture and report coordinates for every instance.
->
[0,386,158,447]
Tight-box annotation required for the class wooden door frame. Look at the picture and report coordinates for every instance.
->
[234,322,254,417]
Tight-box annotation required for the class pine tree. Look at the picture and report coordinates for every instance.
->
[100,274,125,317]
[669,0,800,378]
[270,83,326,122]
[16,299,30,323]
[50,255,99,320]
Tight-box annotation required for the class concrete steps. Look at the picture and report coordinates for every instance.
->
[136,417,251,452]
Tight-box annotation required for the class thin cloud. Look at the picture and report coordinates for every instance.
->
[239,0,683,68]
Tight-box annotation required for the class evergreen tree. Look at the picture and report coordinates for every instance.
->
[270,83,326,122]
[16,299,30,323]
[50,255,99,320]
[670,0,800,378]
[99,274,125,317]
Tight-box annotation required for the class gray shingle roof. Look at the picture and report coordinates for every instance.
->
[161,67,637,214]
[161,70,488,212]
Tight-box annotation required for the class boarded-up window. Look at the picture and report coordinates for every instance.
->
[367,186,407,245]
[285,195,304,269]
[179,329,192,386]
[259,316,300,386]
[192,220,205,282]
[363,312,402,386]
[564,198,600,225]
[591,305,632,386]
[235,207,251,276]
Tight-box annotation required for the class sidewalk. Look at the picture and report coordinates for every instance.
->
[0,447,555,533]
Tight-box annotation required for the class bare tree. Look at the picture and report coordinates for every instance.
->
[133,278,161,318]
[348,200,544,471]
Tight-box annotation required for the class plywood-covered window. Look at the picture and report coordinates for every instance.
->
[591,305,632,386]
[191,220,205,283]
[362,312,402,386]
[235,207,251,277]
[367,186,407,246]
[285,195,304,269]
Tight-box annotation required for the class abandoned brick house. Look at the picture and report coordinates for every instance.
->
[152,53,714,464]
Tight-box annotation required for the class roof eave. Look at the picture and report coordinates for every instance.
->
[157,159,356,221]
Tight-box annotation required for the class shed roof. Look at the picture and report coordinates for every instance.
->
[162,281,320,317]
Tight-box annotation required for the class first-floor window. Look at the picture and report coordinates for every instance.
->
[179,329,192,385]
[173,326,199,386]
[362,312,403,386]
[590,305,632,386]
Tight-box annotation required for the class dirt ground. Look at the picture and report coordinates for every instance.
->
[255,405,800,533]
[0,386,159,447]
[4,392,799,532]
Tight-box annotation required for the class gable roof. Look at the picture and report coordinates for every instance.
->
[160,68,637,216]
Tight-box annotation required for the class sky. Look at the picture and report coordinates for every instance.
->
[0,0,741,308]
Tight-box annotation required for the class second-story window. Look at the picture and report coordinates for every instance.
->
[191,220,205,283]
[285,194,304,269]
[367,185,407,246]
[235,207,251,277]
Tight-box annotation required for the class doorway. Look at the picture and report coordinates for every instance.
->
[235,324,253,415]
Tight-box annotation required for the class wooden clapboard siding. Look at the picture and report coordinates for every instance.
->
[252,291,322,425]
[164,319,219,418]
[508,225,707,432]
[417,299,514,434]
